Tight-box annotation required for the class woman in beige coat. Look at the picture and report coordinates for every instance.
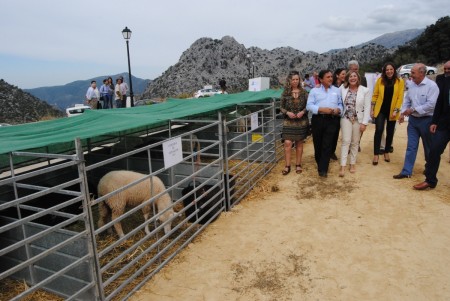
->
[339,71,371,176]
[371,62,404,165]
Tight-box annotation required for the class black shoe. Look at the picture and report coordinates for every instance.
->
[358,146,361,152]
[389,146,394,153]
[380,148,385,154]
[393,173,411,179]
[330,153,338,160]
[319,172,328,178]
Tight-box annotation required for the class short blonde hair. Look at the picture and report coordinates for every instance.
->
[343,70,361,88]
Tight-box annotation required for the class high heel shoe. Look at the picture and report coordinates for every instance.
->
[384,153,390,162]
[295,164,302,174]
[282,166,291,175]
[372,155,379,165]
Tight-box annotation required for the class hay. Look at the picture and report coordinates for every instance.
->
[0,278,64,301]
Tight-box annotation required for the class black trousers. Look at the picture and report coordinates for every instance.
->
[425,128,450,186]
[374,112,396,155]
[311,115,340,174]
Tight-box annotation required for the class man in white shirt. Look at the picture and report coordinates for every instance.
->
[85,80,100,109]
[119,76,128,108]
[393,63,439,179]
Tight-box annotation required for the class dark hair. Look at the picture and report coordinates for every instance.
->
[333,68,346,87]
[91,80,96,84]
[318,69,332,80]
[381,62,398,87]
[304,74,310,79]
[282,70,304,97]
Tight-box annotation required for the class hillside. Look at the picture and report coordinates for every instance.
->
[143,36,393,99]
[0,79,64,124]
[356,28,424,48]
[25,73,151,110]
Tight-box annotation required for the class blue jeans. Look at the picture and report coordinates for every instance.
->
[400,116,432,176]
[102,94,112,109]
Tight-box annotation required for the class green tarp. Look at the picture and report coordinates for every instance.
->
[0,89,281,168]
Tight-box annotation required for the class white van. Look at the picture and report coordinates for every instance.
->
[66,104,91,117]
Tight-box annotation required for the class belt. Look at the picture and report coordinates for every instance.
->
[314,114,337,119]
[410,115,432,118]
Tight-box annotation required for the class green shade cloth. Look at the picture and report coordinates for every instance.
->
[0,90,281,168]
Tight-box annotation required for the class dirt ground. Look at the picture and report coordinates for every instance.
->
[130,123,450,301]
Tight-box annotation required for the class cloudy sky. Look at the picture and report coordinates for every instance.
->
[1,0,447,88]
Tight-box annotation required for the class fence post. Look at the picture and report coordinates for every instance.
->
[74,138,105,300]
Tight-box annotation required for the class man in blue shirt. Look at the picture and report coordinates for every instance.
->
[306,69,344,177]
[393,63,439,179]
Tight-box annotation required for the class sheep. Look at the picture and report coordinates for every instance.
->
[97,170,175,238]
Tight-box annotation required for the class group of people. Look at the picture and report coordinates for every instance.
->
[280,59,450,190]
[85,76,129,109]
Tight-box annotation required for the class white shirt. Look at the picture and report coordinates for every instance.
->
[401,77,439,117]
[86,87,99,100]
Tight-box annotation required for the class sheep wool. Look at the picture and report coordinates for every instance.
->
[97,170,174,238]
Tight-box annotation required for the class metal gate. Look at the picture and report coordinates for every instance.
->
[0,99,283,300]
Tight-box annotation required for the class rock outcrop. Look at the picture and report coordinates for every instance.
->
[0,79,64,124]
[143,36,394,98]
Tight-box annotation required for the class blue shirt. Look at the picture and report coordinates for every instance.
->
[306,85,343,115]
[401,77,439,117]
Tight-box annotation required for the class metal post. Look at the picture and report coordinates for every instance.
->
[126,40,134,107]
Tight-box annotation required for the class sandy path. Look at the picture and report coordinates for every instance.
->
[130,123,450,301]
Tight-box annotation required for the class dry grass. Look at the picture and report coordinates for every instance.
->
[0,279,64,301]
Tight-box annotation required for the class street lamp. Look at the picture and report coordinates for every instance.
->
[246,53,252,79]
[252,62,255,78]
[122,26,134,107]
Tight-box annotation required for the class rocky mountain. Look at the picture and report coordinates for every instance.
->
[143,36,394,99]
[0,79,64,124]
[25,73,151,110]
[356,28,424,48]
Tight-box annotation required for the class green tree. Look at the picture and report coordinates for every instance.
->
[416,16,450,63]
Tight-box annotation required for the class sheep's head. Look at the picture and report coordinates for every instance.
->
[159,210,175,234]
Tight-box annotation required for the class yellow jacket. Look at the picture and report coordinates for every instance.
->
[372,77,405,121]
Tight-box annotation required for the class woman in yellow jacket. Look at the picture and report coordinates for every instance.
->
[371,62,404,165]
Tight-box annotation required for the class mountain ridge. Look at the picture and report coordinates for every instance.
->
[25,73,151,110]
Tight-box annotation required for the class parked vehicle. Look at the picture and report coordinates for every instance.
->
[66,104,91,117]
[397,64,437,78]
[193,88,223,98]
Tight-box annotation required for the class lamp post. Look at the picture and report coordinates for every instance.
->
[122,26,134,107]
[252,62,255,78]
[246,53,252,79]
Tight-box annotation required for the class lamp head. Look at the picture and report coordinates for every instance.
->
[122,27,132,40]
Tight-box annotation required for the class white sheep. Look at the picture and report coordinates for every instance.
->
[97,170,175,238]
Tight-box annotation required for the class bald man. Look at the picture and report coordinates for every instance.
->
[414,60,450,189]
[393,63,439,179]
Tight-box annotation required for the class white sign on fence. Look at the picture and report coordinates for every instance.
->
[163,137,183,169]
[251,112,259,130]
